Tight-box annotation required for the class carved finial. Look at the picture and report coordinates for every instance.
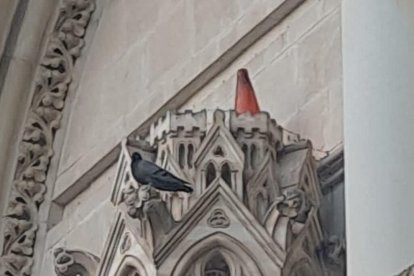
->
[235,68,260,115]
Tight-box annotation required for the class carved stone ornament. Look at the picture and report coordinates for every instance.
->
[120,233,131,254]
[53,247,100,276]
[276,187,311,223]
[207,208,230,228]
[0,1,95,275]
[121,184,160,219]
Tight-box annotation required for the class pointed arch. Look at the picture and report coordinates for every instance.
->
[221,162,232,187]
[171,232,263,276]
[241,143,248,169]
[178,143,185,169]
[114,255,148,276]
[203,250,231,276]
[206,162,217,187]
[250,144,258,169]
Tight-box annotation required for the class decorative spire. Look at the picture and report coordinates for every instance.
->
[235,68,260,114]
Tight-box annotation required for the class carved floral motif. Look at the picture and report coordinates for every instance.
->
[0,1,95,275]
[207,209,230,228]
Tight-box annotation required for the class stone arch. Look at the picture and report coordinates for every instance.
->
[190,248,236,276]
[241,143,248,168]
[250,143,258,169]
[187,143,194,168]
[220,162,232,187]
[114,255,148,276]
[205,162,217,188]
[171,232,263,276]
[178,143,186,169]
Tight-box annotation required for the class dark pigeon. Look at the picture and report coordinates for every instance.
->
[130,152,193,193]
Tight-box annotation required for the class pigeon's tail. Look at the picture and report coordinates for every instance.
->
[180,185,193,193]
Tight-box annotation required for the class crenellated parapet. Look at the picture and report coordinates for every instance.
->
[94,69,329,276]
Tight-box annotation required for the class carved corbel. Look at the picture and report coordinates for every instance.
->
[120,185,176,244]
[276,188,311,225]
[53,247,100,276]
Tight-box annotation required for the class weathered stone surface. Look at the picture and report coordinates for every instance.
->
[39,164,116,275]
[28,0,344,275]
[57,0,303,185]
[182,2,342,154]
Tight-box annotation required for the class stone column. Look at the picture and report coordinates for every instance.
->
[342,0,414,275]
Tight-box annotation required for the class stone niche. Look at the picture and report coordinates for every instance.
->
[56,108,331,276]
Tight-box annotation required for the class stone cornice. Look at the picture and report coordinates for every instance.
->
[0,0,95,275]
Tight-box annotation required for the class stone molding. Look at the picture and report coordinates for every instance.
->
[0,0,95,275]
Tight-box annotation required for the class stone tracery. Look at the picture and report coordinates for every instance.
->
[33,67,340,275]
[101,103,327,275]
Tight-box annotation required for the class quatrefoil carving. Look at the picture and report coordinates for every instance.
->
[207,208,230,228]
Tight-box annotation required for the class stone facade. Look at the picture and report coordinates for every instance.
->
[0,0,346,275]
[54,108,330,275]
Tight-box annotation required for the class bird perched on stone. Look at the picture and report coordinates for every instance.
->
[130,152,193,193]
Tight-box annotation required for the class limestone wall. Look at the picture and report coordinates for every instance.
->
[41,0,343,275]
[59,0,296,179]
[181,0,342,154]
[41,164,117,276]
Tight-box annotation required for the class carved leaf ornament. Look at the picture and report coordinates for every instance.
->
[0,1,95,275]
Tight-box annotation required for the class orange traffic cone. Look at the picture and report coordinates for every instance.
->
[235,69,260,115]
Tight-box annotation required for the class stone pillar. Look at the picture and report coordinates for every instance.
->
[342,0,414,275]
